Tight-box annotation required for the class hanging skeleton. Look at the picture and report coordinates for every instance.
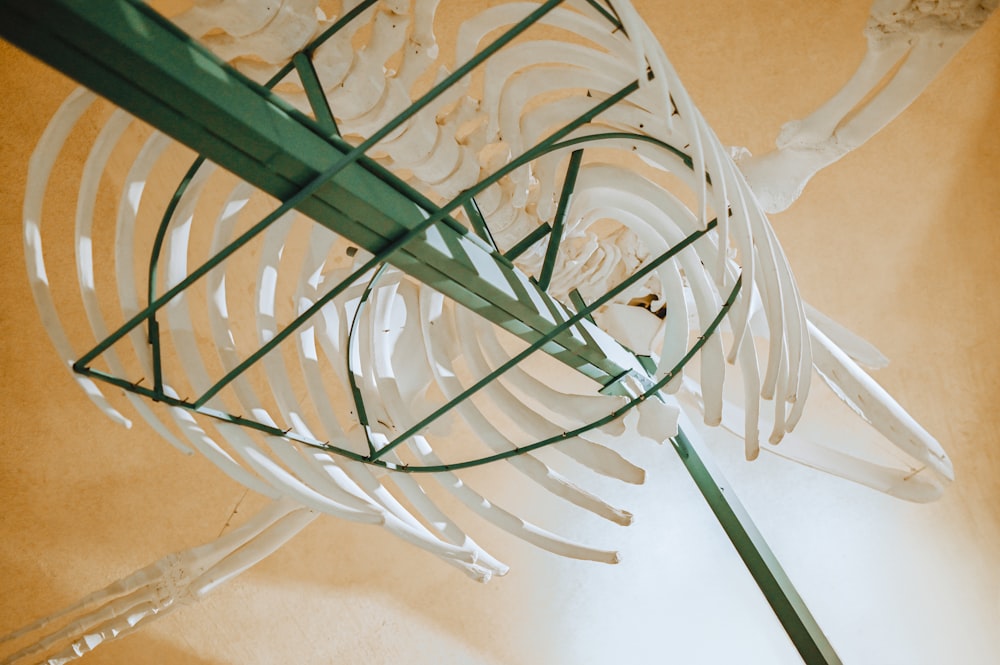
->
[1,0,981,662]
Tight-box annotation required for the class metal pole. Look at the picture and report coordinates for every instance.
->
[671,419,842,664]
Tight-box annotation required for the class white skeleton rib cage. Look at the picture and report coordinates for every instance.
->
[1,0,995,663]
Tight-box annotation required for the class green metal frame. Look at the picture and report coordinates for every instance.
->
[670,427,842,665]
[0,1,841,662]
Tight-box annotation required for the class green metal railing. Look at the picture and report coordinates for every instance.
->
[0,1,841,662]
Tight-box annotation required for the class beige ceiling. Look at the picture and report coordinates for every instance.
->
[1,1,998,663]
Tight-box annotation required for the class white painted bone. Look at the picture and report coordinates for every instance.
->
[739,0,998,213]
[1,497,317,665]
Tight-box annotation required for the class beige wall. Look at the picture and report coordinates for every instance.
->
[1,2,998,663]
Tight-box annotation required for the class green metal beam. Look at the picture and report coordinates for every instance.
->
[539,149,583,291]
[463,197,498,250]
[293,52,340,138]
[504,222,552,261]
[670,427,842,665]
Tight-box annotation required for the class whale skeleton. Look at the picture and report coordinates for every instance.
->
[0,0,978,662]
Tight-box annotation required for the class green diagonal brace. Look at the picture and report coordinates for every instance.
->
[670,427,842,664]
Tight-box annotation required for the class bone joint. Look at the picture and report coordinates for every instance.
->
[738,0,997,213]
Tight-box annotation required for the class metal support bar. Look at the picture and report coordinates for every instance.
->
[463,197,498,250]
[670,423,842,665]
[293,52,340,137]
[568,289,596,324]
[147,156,204,393]
[347,265,390,457]
[504,223,552,261]
[539,149,583,291]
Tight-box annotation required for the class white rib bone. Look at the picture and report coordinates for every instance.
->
[23,89,132,428]
[70,109,195,456]
[112,129,194,454]
[808,321,953,480]
[154,163,281,497]
[305,279,496,573]
[171,0,282,39]
[336,273,503,570]
[416,289,630,558]
[187,0,328,65]
[449,303,635,524]
[471,314,646,483]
